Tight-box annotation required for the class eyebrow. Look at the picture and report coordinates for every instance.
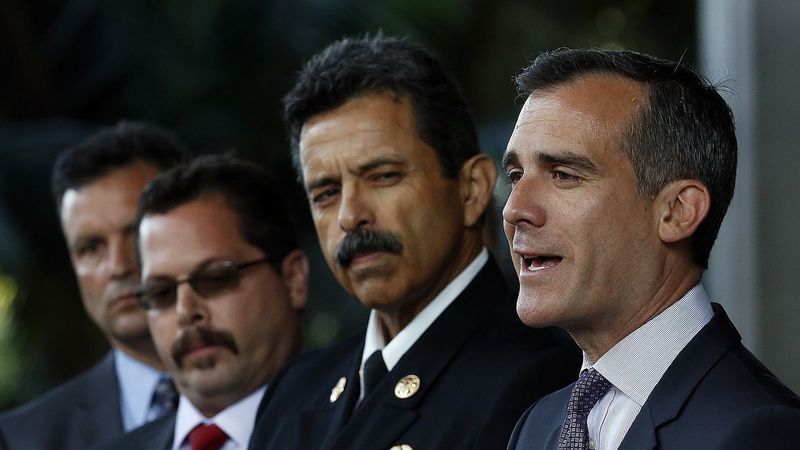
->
[501,151,519,170]
[537,151,600,176]
[304,157,406,192]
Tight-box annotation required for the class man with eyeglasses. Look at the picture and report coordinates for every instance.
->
[96,155,308,449]
[0,121,189,450]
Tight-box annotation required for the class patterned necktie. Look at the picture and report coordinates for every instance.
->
[189,423,228,450]
[146,376,178,421]
[362,350,388,397]
[558,368,612,449]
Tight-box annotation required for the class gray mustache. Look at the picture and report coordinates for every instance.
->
[335,229,404,267]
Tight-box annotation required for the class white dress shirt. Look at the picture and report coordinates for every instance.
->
[358,248,488,399]
[114,350,170,431]
[171,385,266,450]
[582,284,714,450]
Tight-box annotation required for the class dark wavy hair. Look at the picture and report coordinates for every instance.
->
[51,120,190,209]
[136,155,298,268]
[283,33,479,181]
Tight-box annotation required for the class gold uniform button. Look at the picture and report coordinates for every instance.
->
[394,374,421,399]
[330,377,347,403]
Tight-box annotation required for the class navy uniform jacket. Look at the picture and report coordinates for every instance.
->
[508,304,800,450]
[0,353,124,450]
[249,261,580,450]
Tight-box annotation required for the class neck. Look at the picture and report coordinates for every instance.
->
[574,266,703,364]
[187,384,264,419]
[377,238,483,341]
[112,336,165,370]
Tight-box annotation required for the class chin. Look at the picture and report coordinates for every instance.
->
[110,322,151,342]
[515,294,559,328]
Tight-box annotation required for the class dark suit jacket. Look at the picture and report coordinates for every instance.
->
[92,385,275,450]
[0,353,125,450]
[249,261,580,450]
[91,414,175,450]
[508,303,800,450]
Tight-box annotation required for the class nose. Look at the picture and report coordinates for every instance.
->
[337,185,375,233]
[108,235,137,280]
[175,285,210,327]
[503,177,547,230]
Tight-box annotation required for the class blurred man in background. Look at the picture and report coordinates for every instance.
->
[0,122,189,450]
[99,155,308,449]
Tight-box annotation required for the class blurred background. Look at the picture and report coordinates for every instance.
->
[1,0,798,409]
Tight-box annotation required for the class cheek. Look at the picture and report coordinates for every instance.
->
[314,219,340,258]
[148,317,176,355]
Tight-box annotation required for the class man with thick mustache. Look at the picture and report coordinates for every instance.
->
[0,122,189,450]
[249,35,579,450]
[97,155,309,449]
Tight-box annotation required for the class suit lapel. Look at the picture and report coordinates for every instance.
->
[160,416,177,450]
[149,414,177,450]
[296,342,362,450]
[76,354,124,447]
[543,387,570,449]
[544,414,564,449]
[619,304,740,449]
[328,262,506,450]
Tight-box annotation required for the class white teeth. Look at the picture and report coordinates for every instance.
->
[524,256,558,272]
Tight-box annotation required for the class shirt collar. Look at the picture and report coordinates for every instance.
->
[172,385,267,450]
[585,283,714,405]
[113,350,167,428]
[361,248,489,372]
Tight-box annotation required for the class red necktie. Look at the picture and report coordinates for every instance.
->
[188,423,228,450]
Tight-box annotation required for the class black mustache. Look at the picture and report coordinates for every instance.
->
[335,229,404,267]
[171,327,239,367]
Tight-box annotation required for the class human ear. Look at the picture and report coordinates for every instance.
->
[280,249,310,310]
[459,154,498,228]
[656,179,711,243]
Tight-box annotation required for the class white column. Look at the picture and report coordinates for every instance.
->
[699,0,800,390]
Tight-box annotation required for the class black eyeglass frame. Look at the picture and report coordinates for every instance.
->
[135,257,270,311]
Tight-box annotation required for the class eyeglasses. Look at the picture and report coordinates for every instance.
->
[135,257,270,311]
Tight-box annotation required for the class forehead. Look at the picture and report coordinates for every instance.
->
[298,94,436,177]
[138,194,257,275]
[60,161,159,236]
[508,74,645,162]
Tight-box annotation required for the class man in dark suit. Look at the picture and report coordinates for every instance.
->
[249,35,579,450]
[95,156,309,449]
[502,48,800,449]
[0,122,189,450]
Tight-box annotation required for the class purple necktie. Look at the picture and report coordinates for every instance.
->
[558,368,612,449]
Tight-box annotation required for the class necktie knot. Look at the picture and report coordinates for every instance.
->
[558,368,613,449]
[362,350,388,397]
[146,376,178,421]
[189,423,228,450]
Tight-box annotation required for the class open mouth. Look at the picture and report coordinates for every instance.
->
[115,291,137,301]
[522,255,562,272]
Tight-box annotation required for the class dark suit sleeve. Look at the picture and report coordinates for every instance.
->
[718,405,800,449]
